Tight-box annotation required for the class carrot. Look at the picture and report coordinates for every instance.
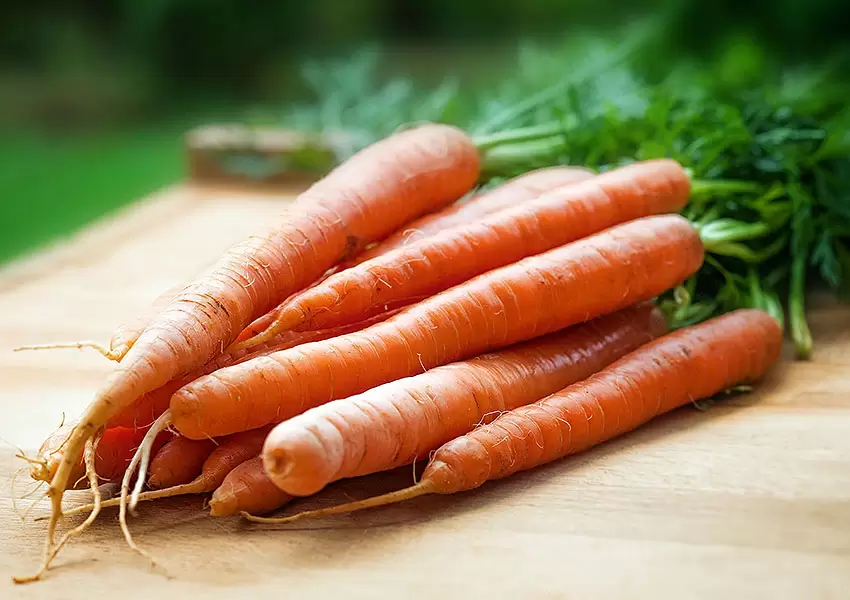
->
[263,303,665,497]
[109,307,403,429]
[349,166,595,265]
[147,437,217,489]
[234,159,689,347]
[248,309,782,524]
[171,214,704,440]
[59,426,273,519]
[30,123,478,570]
[209,457,292,517]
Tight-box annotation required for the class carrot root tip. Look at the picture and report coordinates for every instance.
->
[242,480,436,525]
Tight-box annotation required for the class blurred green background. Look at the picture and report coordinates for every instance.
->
[1,0,848,262]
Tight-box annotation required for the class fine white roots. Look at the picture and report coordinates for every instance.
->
[118,409,173,568]
[13,435,102,584]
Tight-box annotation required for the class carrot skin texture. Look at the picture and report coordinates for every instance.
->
[108,308,403,429]
[424,309,783,494]
[147,437,218,489]
[209,457,292,517]
[194,426,273,489]
[274,159,689,333]
[48,124,478,509]
[263,304,666,496]
[172,214,704,439]
[350,166,595,264]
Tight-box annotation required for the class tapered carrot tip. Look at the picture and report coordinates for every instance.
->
[241,480,437,525]
[209,491,238,518]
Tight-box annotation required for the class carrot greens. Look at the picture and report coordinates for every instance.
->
[263,36,849,357]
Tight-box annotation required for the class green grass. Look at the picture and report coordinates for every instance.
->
[0,124,186,263]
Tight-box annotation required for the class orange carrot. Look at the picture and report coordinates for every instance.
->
[30,124,479,580]
[263,303,665,497]
[109,307,403,429]
[350,166,594,265]
[235,159,689,346]
[228,169,584,347]
[171,215,703,440]
[147,437,217,489]
[209,457,291,517]
[249,309,782,523]
[59,426,273,518]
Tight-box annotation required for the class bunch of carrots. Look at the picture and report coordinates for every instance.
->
[16,124,783,583]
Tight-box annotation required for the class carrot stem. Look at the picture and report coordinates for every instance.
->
[789,251,813,359]
[689,179,761,198]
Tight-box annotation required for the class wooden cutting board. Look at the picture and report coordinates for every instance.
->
[1,182,849,599]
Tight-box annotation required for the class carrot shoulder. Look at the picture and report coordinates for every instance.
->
[262,303,666,497]
[239,159,689,343]
[171,214,704,440]
[249,309,782,524]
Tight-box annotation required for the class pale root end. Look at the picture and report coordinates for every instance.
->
[14,341,121,362]
[208,492,238,518]
[241,480,436,525]
[109,343,132,362]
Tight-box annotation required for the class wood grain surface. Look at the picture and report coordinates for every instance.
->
[1,183,848,599]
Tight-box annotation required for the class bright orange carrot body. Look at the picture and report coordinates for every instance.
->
[263,304,666,496]
[209,457,291,517]
[188,427,272,491]
[251,310,782,524]
[172,215,703,440]
[44,123,478,536]
[420,309,782,493]
[250,159,689,337]
[350,166,594,264]
[109,308,403,429]
[147,437,217,489]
